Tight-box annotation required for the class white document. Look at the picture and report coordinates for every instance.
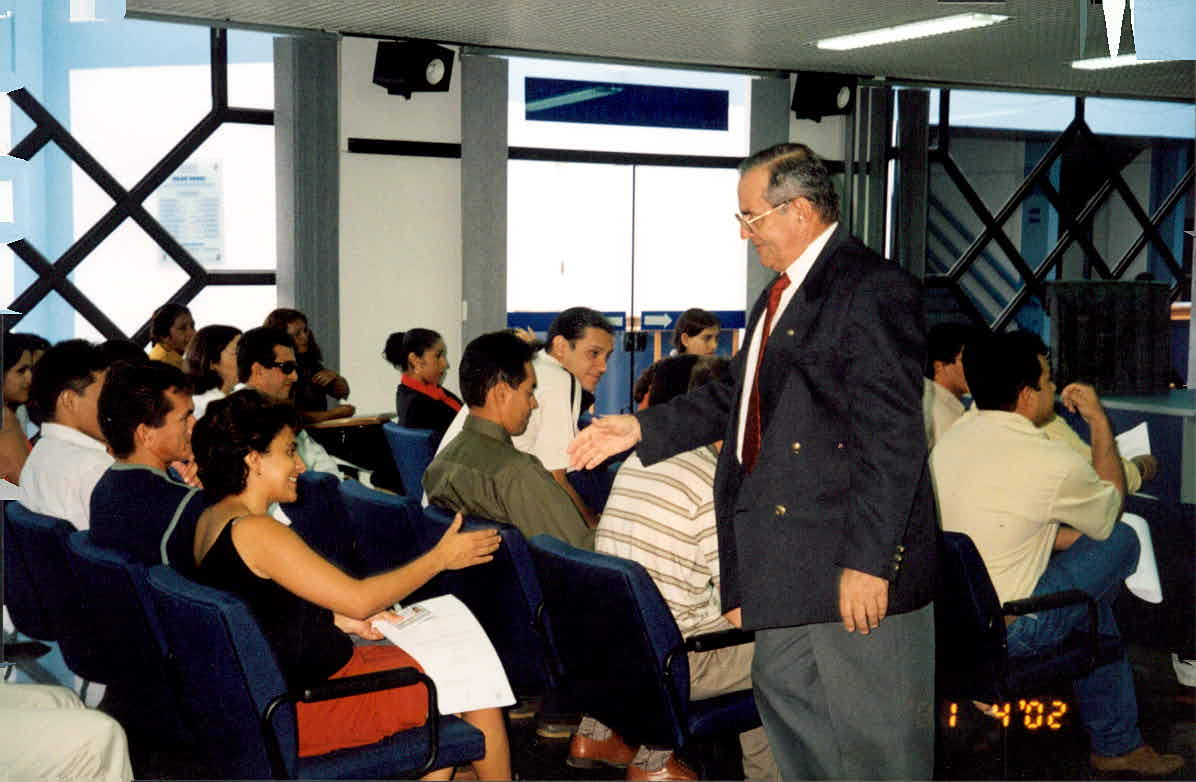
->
[371,594,515,715]
[1115,422,1151,460]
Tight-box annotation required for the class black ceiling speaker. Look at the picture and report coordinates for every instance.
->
[372,41,455,99]
[791,71,857,122]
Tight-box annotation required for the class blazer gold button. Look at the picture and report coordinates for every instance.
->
[786,329,795,336]
[791,442,801,453]
[897,545,906,552]
[894,553,903,562]
[836,442,845,450]
[774,505,787,516]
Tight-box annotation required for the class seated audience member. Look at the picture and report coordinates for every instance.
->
[437,308,615,525]
[0,683,133,782]
[190,390,508,777]
[263,308,354,424]
[90,361,204,574]
[20,340,112,529]
[671,308,721,356]
[12,332,50,439]
[184,325,241,419]
[386,328,462,435]
[931,331,1183,776]
[237,327,342,476]
[0,332,37,483]
[922,322,975,449]
[146,302,195,369]
[424,331,594,549]
[580,354,776,781]
[98,338,149,366]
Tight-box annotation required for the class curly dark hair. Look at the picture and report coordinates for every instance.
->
[192,389,302,502]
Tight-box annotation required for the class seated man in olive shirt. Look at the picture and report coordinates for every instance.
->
[423,331,593,550]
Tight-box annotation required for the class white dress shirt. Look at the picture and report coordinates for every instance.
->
[736,222,837,462]
[19,422,113,530]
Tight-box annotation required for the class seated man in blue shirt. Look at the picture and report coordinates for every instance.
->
[90,361,204,575]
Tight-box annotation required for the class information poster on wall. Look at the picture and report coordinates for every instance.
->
[158,159,224,266]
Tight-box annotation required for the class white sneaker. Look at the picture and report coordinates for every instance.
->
[1171,653,1196,687]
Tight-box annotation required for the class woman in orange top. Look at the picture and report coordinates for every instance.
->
[147,303,195,369]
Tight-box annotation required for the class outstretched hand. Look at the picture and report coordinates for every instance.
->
[435,512,501,570]
[567,414,642,470]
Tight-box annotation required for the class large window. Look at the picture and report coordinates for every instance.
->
[7,3,276,343]
[506,57,751,412]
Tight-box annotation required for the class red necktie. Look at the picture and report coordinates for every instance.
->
[742,274,791,473]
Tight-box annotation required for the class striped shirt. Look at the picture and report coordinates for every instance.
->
[596,446,731,638]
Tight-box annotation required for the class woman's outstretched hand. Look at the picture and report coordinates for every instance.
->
[435,512,501,570]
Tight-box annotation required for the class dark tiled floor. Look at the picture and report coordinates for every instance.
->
[513,645,1194,781]
[12,639,1193,779]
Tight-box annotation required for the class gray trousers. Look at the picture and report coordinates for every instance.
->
[751,603,935,780]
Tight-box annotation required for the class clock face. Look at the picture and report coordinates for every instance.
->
[426,58,446,86]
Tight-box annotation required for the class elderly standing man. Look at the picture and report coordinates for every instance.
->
[570,143,937,780]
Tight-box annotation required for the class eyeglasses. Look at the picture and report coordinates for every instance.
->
[734,199,792,234]
[264,360,298,375]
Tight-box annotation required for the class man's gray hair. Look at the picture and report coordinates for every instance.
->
[738,143,840,224]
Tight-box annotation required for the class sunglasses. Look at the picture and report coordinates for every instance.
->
[264,360,298,374]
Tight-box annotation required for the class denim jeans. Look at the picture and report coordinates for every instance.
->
[1005,521,1142,757]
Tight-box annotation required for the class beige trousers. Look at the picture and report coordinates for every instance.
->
[0,683,134,782]
[688,642,778,781]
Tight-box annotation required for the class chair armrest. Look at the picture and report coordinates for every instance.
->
[299,666,432,703]
[261,666,440,779]
[1001,588,1100,670]
[684,628,755,654]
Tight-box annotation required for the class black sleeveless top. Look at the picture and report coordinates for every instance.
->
[196,520,353,689]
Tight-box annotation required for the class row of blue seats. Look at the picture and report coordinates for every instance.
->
[3,473,762,779]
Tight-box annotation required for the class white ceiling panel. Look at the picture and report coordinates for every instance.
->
[126,0,1194,101]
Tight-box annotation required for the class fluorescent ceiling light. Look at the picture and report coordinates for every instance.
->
[1071,54,1164,70]
[815,13,1009,51]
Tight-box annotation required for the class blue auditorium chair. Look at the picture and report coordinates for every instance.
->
[337,480,442,591]
[145,565,485,779]
[381,423,441,498]
[65,532,197,767]
[936,530,1126,778]
[283,471,362,575]
[937,530,1123,705]
[4,502,104,689]
[527,534,760,770]
[2,502,55,664]
[423,506,560,697]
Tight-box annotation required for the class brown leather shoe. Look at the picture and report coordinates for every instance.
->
[626,753,698,781]
[567,731,637,769]
[1091,745,1184,776]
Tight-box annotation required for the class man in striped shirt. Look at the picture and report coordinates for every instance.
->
[568,355,777,781]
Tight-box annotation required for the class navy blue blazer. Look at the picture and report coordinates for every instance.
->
[638,225,937,630]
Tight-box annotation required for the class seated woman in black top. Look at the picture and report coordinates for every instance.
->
[190,390,508,778]
[385,329,462,435]
[264,308,354,425]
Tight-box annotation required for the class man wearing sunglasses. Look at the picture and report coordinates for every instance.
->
[237,327,342,476]
[571,143,935,780]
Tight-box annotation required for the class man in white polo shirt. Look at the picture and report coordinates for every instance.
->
[932,330,1182,777]
[20,339,113,529]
